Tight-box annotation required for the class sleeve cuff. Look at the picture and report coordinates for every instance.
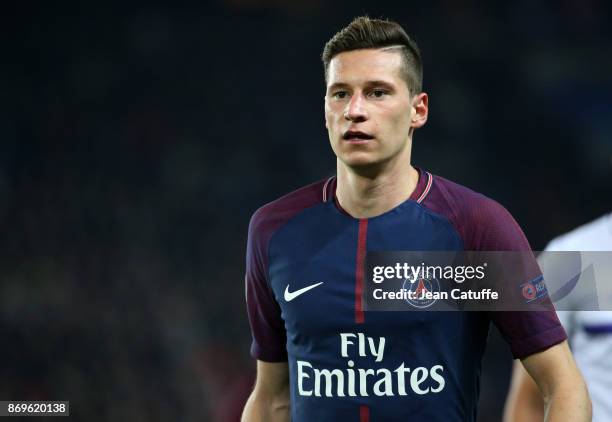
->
[251,341,288,362]
[511,324,567,360]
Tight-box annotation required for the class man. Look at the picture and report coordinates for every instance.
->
[504,213,612,422]
[242,16,590,421]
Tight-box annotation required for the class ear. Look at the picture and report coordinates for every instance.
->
[410,92,428,129]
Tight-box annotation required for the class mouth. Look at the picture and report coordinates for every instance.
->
[342,130,374,143]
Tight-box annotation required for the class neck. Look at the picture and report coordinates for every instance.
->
[335,151,419,219]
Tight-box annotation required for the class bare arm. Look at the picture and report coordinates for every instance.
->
[504,340,590,422]
[242,360,290,422]
[503,360,544,422]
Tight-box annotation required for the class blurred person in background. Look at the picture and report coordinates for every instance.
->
[504,212,612,422]
[242,16,590,421]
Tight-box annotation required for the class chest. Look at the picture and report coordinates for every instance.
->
[267,205,465,338]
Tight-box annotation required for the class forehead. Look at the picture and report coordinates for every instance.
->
[326,48,405,87]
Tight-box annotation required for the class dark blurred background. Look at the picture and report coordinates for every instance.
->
[1,1,611,421]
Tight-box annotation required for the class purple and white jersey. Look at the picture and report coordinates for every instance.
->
[245,168,566,421]
[543,213,612,422]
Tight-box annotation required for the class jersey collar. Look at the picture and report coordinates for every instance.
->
[323,166,433,213]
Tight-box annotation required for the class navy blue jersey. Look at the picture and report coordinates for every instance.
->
[245,169,566,421]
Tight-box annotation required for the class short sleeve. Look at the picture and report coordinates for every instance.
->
[245,209,288,362]
[468,198,567,359]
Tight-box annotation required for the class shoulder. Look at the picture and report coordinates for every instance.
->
[424,174,502,221]
[421,173,530,250]
[546,213,612,251]
[248,178,331,241]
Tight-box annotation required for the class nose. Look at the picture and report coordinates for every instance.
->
[344,93,367,122]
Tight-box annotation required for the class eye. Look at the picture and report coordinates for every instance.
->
[369,89,389,98]
[332,91,348,100]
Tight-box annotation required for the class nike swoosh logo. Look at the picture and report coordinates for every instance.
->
[284,282,324,302]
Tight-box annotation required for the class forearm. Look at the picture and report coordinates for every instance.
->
[518,341,591,422]
[543,379,591,422]
[241,390,290,422]
[503,362,543,422]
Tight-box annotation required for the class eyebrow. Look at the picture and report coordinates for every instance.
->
[327,80,396,92]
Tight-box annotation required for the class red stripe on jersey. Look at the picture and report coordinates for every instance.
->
[359,405,370,422]
[355,219,368,324]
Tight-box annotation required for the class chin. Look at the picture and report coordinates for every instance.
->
[340,153,384,170]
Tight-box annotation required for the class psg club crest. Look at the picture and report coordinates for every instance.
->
[403,275,441,309]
